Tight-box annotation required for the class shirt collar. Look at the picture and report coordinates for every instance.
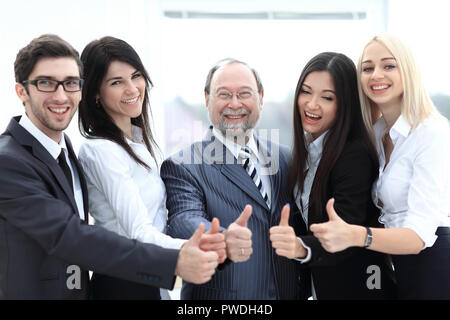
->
[212,127,259,160]
[373,116,387,141]
[126,125,144,144]
[391,114,411,139]
[373,114,411,142]
[19,113,66,160]
[306,130,327,164]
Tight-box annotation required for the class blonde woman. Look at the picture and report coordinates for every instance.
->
[310,34,450,299]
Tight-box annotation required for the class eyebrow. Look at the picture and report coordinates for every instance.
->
[361,57,396,64]
[302,83,335,94]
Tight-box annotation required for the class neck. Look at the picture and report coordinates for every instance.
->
[44,130,63,144]
[229,135,250,146]
[116,120,133,141]
[218,128,251,146]
[378,103,401,131]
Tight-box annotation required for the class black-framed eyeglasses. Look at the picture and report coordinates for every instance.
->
[22,79,84,92]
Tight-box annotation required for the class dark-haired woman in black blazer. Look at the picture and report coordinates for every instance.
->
[270,52,396,300]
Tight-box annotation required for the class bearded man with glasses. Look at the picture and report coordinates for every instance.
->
[161,58,310,300]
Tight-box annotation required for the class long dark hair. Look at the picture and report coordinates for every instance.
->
[289,52,378,219]
[79,36,158,169]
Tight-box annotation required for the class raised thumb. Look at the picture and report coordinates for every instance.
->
[235,205,252,227]
[206,217,220,234]
[279,204,290,226]
[188,222,205,246]
[326,198,340,221]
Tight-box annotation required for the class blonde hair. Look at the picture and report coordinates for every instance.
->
[357,34,435,133]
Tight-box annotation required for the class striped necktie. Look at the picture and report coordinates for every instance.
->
[239,147,271,209]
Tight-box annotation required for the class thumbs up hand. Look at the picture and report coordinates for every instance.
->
[310,198,352,253]
[175,223,219,284]
[270,204,307,259]
[200,218,227,263]
[224,205,253,262]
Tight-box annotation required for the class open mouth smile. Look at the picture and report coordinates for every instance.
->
[48,106,70,115]
[121,96,140,104]
[305,111,321,122]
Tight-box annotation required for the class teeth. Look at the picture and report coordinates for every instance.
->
[49,107,68,114]
[121,97,139,104]
[306,111,320,119]
[372,85,389,90]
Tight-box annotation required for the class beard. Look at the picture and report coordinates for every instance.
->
[27,96,76,134]
[215,107,259,139]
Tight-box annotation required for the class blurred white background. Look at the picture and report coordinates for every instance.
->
[1,0,449,156]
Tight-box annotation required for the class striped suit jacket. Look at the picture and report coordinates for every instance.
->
[161,127,309,300]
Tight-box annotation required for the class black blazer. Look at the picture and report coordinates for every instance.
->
[293,140,396,300]
[0,117,179,299]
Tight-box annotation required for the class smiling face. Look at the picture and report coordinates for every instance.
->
[360,41,403,113]
[15,57,81,142]
[206,62,263,138]
[297,71,338,140]
[98,60,146,134]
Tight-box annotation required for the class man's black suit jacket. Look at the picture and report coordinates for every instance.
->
[0,116,179,299]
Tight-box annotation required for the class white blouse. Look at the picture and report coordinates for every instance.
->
[78,126,186,250]
[372,113,450,248]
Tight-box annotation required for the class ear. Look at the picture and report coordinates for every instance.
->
[15,83,29,106]
[204,92,209,109]
[258,90,264,109]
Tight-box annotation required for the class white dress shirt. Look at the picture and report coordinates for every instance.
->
[78,125,185,250]
[372,113,450,249]
[212,127,272,202]
[19,113,85,220]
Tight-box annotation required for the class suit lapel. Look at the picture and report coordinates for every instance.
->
[220,165,269,209]
[256,136,283,215]
[7,117,79,215]
[202,128,270,210]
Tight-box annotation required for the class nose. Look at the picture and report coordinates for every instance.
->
[307,94,320,109]
[52,83,70,102]
[125,80,139,95]
[371,66,384,80]
[229,93,242,108]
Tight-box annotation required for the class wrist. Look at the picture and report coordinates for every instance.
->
[295,238,307,259]
[352,225,367,247]
[363,227,372,248]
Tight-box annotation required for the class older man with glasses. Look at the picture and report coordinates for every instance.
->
[161,58,310,300]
